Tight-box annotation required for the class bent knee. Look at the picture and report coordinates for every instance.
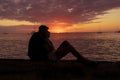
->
[63,40,69,44]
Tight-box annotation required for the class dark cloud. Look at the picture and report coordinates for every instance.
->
[0,0,120,25]
[0,25,36,33]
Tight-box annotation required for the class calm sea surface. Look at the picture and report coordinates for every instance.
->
[0,33,120,61]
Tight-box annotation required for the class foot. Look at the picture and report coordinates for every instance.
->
[77,58,98,67]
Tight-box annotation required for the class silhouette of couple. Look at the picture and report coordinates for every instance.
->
[28,25,96,65]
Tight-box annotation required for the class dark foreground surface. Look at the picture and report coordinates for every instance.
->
[0,59,120,80]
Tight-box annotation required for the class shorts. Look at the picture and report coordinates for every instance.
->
[48,50,57,61]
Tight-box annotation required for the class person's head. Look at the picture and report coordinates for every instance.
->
[38,25,50,38]
[39,25,49,32]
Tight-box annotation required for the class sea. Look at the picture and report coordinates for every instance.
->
[0,32,120,62]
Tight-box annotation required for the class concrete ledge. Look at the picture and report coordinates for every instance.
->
[0,59,120,80]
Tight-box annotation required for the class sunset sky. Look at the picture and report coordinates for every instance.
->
[0,0,120,33]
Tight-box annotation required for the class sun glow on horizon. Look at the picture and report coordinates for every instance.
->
[48,21,68,33]
[49,27,65,33]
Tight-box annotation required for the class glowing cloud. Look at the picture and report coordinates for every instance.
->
[0,0,120,25]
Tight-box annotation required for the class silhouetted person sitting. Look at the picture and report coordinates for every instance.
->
[28,25,97,65]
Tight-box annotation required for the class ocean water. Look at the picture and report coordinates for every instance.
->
[0,33,120,61]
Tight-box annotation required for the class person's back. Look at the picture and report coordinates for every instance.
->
[28,25,53,61]
[28,32,48,60]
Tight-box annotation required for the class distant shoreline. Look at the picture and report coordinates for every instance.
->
[0,32,118,34]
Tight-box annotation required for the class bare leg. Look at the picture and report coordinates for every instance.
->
[55,41,88,62]
[54,41,98,66]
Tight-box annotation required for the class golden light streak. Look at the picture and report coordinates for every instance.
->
[0,19,35,26]
[65,8,120,32]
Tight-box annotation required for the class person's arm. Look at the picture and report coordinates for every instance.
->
[43,39,55,53]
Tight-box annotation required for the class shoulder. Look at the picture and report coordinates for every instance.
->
[32,32,39,36]
[29,32,40,41]
[31,32,40,38]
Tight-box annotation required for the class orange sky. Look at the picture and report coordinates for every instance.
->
[0,8,120,33]
[50,8,120,33]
